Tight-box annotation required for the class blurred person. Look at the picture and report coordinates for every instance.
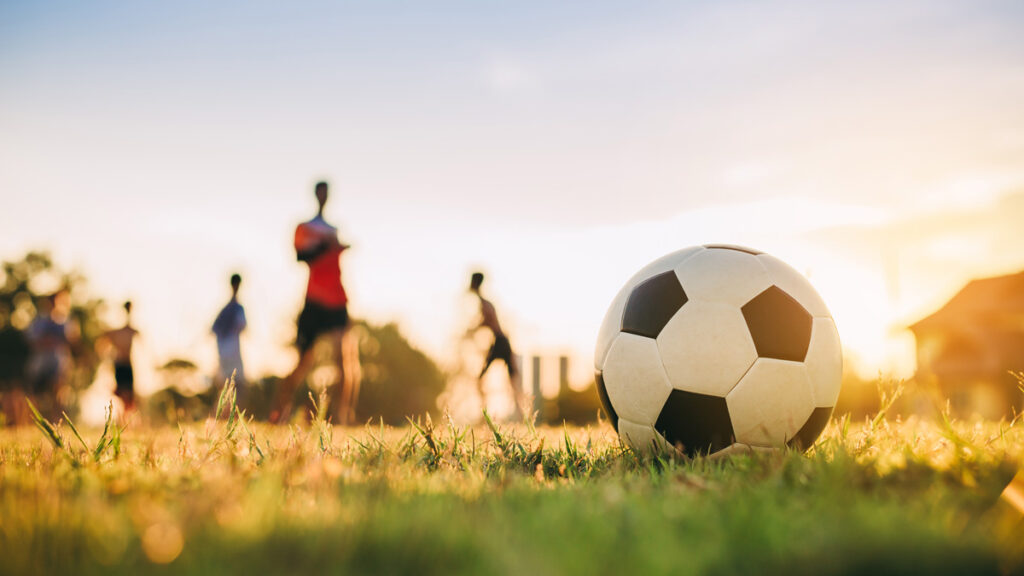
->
[25,291,72,418]
[0,370,27,426]
[271,181,358,424]
[212,273,247,391]
[467,272,526,419]
[98,301,140,412]
[0,327,28,423]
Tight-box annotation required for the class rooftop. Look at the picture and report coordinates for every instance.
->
[910,271,1024,334]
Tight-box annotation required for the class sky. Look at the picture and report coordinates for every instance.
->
[3,0,1024,395]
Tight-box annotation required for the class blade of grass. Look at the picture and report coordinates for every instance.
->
[92,402,113,462]
[26,397,65,451]
[62,411,90,453]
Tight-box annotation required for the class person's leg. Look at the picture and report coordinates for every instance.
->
[55,352,71,416]
[0,390,13,427]
[343,328,361,423]
[32,359,58,420]
[12,388,30,426]
[123,365,136,413]
[271,347,316,423]
[232,360,247,410]
[477,344,498,405]
[478,356,496,380]
[221,355,246,408]
[273,305,320,424]
[2,388,24,426]
[114,386,134,421]
[479,338,500,380]
[325,329,352,425]
[341,329,360,425]
[0,390,9,426]
[506,358,526,420]
[120,388,135,413]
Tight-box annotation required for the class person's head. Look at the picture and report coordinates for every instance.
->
[470,272,484,293]
[230,273,242,296]
[315,181,329,212]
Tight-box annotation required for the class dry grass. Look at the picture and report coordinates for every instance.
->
[2,381,1024,575]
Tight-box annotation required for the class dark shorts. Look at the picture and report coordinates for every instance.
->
[297,301,349,353]
[484,335,516,377]
[114,362,134,406]
[114,362,134,393]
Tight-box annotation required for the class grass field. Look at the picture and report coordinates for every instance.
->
[2,389,1024,576]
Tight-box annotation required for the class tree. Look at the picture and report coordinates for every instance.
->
[352,321,447,424]
[0,251,104,401]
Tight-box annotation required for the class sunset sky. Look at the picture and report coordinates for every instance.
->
[3,0,1024,395]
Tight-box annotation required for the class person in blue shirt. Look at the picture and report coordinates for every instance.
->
[25,291,72,418]
[212,274,247,390]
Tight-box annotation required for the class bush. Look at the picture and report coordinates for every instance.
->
[353,321,446,424]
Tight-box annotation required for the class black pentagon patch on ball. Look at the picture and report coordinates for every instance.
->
[787,406,833,451]
[594,371,618,429]
[703,244,763,255]
[655,390,734,458]
[621,271,687,338]
[741,286,813,362]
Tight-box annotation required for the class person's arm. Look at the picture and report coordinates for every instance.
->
[296,241,329,263]
[212,307,228,335]
[480,301,500,331]
[324,234,350,252]
[295,224,327,262]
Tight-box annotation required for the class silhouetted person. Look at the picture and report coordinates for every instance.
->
[212,273,247,389]
[271,181,357,424]
[99,301,139,412]
[25,291,72,418]
[0,325,32,424]
[468,272,525,418]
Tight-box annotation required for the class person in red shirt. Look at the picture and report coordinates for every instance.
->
[271,181,358,424]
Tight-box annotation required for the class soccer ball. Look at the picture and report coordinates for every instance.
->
[595,245,842,457]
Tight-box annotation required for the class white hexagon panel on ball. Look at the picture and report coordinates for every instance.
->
[601,333,674,425]
[726,358,815,447]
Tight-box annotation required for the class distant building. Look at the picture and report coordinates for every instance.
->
[909,271,1024,419]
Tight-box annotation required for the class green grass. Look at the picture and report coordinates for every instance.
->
[2,394,1024,575]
